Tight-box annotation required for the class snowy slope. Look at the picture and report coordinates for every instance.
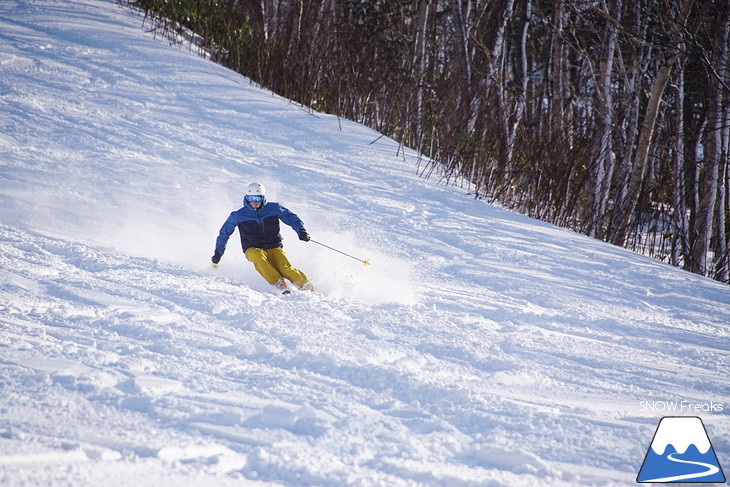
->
[1,1,729,486]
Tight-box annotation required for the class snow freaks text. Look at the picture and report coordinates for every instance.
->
[640,400,724,413]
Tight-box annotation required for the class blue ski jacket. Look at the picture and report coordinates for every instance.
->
[215,200,306,255]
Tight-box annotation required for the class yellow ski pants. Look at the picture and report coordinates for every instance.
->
[245,247,309,288]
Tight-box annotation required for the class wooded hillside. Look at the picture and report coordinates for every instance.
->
[129,0,730,283]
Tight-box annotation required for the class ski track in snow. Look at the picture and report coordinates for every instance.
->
[1,1,729,486]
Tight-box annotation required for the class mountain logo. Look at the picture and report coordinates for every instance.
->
[637,416,726,483]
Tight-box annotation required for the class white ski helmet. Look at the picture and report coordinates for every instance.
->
[247,182,266,196]
[244,182,267,206]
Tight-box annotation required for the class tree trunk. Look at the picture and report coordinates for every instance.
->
[504,0,532,173]
[590,0,621,238]
[548,0,568,141]
[610,0,694,246]
[671,65,688,267]
[716,92,730,280]
[494,0,520,178]
[691,110,721,275]
[708,15,730,278]
[413,0,430,143]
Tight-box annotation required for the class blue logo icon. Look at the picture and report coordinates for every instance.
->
[637,416,726,483]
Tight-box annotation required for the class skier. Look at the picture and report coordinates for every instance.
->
[212,183,312,294]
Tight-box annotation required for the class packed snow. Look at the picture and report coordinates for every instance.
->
[1,1,728,486]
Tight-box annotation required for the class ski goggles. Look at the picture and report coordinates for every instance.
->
[245,195,264,204]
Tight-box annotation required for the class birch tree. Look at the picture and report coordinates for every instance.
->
[610,0,695,247]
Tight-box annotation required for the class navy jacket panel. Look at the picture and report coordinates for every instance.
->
[215,202,306,254]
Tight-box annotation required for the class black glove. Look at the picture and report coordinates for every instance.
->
[298,230,311,242]
[212,251,222,264]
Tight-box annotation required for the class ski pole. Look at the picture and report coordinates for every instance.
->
[310,239,370,266]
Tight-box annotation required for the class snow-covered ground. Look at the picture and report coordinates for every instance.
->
[1,1,728,485]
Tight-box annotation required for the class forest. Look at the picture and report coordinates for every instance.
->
[127,0,730,283]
